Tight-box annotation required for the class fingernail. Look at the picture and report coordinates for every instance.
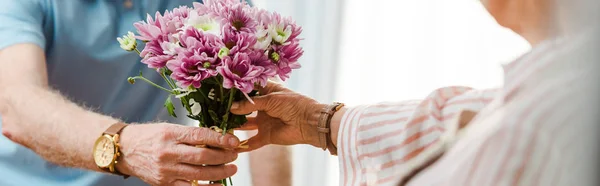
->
[229,137,239,147]
[231,103,239,110]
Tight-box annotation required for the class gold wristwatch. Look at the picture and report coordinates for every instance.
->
[92,122,129,178]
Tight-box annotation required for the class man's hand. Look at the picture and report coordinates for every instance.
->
[117,123,240,186]
[229,82,328,152]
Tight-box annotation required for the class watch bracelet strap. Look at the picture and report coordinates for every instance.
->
[103,122,128,135]
[317,102,344,155]
[99,166,130,179]
[102,122,130,179]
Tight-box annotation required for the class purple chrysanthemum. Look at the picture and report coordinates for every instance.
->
[222,27,257,54]
[138,39,172,69]
[134,7,193,69]
[178,27,223,57]
[248,51,277,87]
[163,6,193,30]
[193,0,243,17]
[217,53,267,93]
[218,3,257,33]
[167,52,218,88]
[269,41,303,80]
[166,27,224,88]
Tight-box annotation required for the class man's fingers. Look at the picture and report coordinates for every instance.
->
[172,180,221,186]
[172,164,237,181]
[175,145,238,165]
[174,126,240,148]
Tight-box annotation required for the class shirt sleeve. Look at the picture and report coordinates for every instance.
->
[336,87,498,186]
[0,0,46,50]
[413,89,594,186]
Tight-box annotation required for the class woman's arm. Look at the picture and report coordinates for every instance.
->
[231,82,498,185]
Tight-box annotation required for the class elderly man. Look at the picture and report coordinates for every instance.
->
[231,0,599,185]
[0,0,291,186]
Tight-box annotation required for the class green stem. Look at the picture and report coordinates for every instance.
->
[130,76,174,94]
[220,89,236,135]
[134,48,141,55]
[160,68,175,89]
[167,76,177,89]
[214,77,224,102]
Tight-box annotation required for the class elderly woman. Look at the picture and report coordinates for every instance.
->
[233,0,599,185]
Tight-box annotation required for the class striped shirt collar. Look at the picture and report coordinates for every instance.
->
[502,27,596,101]
[501,37,568,101]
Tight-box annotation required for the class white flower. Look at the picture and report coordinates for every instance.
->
[162,42,180,56]
[117,31,137,51]
[208,89,215,100]
[268,23,292,44]
[170,32,182,43]
[174,88,197,99]
[189,98,202,116]
[254,26,272,50]
[184,11,221,36]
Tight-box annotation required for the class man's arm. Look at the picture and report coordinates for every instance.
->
[0,44,239,185]
[0,44,119,171]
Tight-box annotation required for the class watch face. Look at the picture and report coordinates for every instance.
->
[93,135,116,167]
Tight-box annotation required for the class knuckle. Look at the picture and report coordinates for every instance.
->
[155,173,169,185]
[155,149,173,162]
[202,168,221,180]
[156,165,169,174]
[196,149,210,162]
[226,152,238,163]
[159,127,174,141]
[191,128,209,142]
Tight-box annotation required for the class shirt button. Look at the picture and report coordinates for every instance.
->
[124,0,133,9]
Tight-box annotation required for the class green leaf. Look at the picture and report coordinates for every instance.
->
[164,96,177,117]
[181,98,192,113]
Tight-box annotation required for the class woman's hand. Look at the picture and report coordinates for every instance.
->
[230,82,328,152]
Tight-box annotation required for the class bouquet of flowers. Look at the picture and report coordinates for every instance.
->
[117,0,303,185]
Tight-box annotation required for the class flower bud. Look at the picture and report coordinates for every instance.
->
[218,47,230,59]
[203,62,211,68]
[117,31,138,52]
[127,77,136,84]
[270,51,280,63]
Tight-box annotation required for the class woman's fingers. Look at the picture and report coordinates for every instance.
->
[230,95,272,115]
[234,117,258,131]
[257,81,289,95]
[236,134,267,153]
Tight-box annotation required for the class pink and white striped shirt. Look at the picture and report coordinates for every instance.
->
[336,33,598,186]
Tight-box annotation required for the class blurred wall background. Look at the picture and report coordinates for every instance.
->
[238,0,531,185]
